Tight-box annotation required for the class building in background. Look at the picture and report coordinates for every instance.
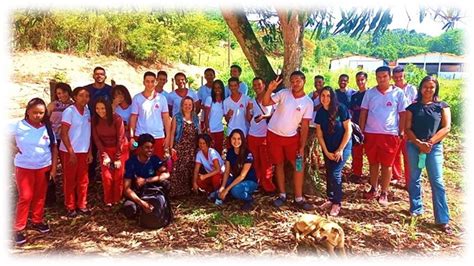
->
[397,53,465,79]
[329,55,388,72]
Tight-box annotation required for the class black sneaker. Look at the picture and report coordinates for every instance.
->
[293,199,315,211]
[66,210,78,218]
[273,196,287,208]
[15,231,26,245]
[31,223,50,233]
[77,208,92,216]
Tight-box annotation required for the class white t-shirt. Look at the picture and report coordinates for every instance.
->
[160,90,171,104]
[168,89,199,116]
[361,86,408,135]
[204,96,224,133]
[14,120,52,169]
[248,98,273,137]
[59,105,91,153]
[398,83,418,105]
[131,92,169,138]
[115,105,132,126]
[198,84,212,121]
[306,91,321,128]
[224,82,248,98]
[223,93,251,136]
[267,89,313,137]
[195,148,224,173]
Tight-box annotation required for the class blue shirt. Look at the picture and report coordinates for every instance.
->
[336,88,356,109]
[349,90,366,125]
[125,155,164,181]
[226,148,257,183]
[315,104,351,152]
[86,83,113,109]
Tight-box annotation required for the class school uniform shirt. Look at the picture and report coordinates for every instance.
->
[195,148,224,173]
[124,155,164,192]
[267,89,313,137]
[59,105,91,153]
[14,120,52,169]
[115,105,132,126]
[198,85,212,104]
[349,90,367,125]
[397,83,418,105]
[225,148,257,183]
[204,96,224,133]
[224,82,249,98]
[223,93,251,136]
[315,105,351,153]
[131,92,168,139]
[306,91,321,128]
[248,98,273,137]
[335,88,356,108]
[406,101,450,142]
[361,86,408,135]
[168,89,199,116]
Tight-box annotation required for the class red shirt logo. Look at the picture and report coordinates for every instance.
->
[239,104,244,108]
[386,102,393,107]
[296,106,301,112]
[43,135,49,140]
[155,104,160,109]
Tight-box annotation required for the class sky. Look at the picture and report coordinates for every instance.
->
[1,0,472,265]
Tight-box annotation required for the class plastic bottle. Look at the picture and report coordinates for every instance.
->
[418,153,427,169]
[296,153,303,172]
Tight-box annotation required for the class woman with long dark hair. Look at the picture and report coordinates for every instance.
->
[92,97,127,209]
[405,76,453,234]
[217,129,258,211]
[12,98,58,244]
[47,82,74,146]
[204,79,225,154]
[315,86,352,216]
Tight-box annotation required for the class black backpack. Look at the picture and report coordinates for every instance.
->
[138,185,173,230]
[351,122,364,145]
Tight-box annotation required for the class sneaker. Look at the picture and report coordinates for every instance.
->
[241,200,254,211]
[208,191,218,201]
[293,200,315,211]
[273,196,287,208]
[439,224,454,235]
[329,204,341,216]
[364,187,378,200]
[378,192,389,207]
[77,208,92,215]
[390,179,399,185]
[15,231,26,245]
[66,210,77,218]
[319,200,333,210]
[31,222,50,233]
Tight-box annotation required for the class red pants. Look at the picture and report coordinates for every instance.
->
[392,137,410,184]
[133,136,165,159]
[351,143,365,176]
[247,135,275,192]
[14,166,50,231]
[210,131,224,155]
[100,146,129,205]
[197,173,223,193]
[266,130,299,165]
[60,152,89,211]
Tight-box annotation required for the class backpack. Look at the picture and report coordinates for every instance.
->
[351,122,364,145]
[138,185,173,229]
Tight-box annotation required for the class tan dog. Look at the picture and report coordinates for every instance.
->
[293,213,346,256]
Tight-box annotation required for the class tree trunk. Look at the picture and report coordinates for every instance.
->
[221,9,276,84]
[276,10,306,88]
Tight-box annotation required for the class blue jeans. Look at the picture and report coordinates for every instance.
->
[225,175,258,202]
[323,140,352,204]
[407,142,450,224]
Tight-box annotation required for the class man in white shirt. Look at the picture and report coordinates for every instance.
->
[223,77,252,137]
[391,66,418,187]
[263,71,314,211]
[198,68,215,130]
[224,65,248,98]
[129,71,171,160]
[359,66,408,207]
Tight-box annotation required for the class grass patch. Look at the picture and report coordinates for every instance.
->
[228,213,254,227]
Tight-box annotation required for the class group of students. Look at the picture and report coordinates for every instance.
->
[11,64,453,245]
